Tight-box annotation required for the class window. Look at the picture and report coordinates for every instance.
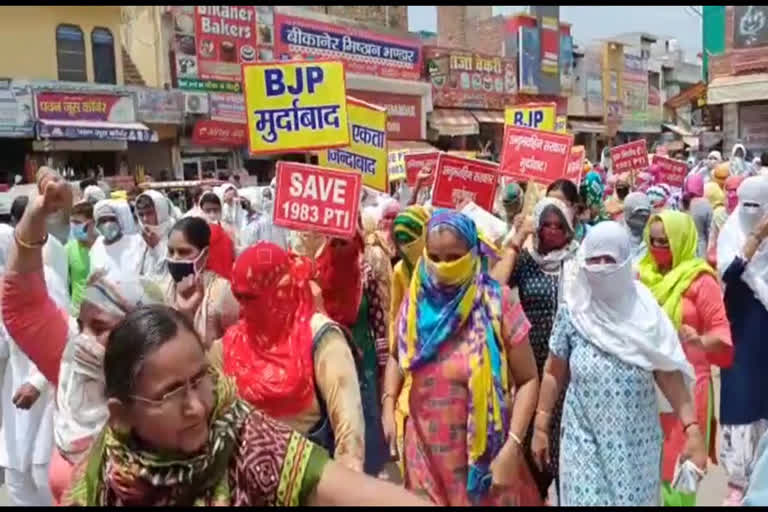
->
[56,24,87,82]
[92,28,116,84]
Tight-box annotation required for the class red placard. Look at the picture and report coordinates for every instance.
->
[432,154,499,211]
[565,145,585,184]
[192,120,247,146]
[499,125,573,185]
[610,139,648,175]
[195,6,258,82]
[405,151,440,187]
[273,161,362,238]
[347,89,422,140]
[652,155,687,189]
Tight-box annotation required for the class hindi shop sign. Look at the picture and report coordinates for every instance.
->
[195,6,258,82]
[318,97,388,193]
[243,60,349,155]
[273,161,362,238]
[499,125,573,185]
[274,14,422,81]
[610,140,648,175]
[504,102,556,132]
[35,92,136,123]
[565,145,585,184]
[405,151,440,187]
[652,155,687,189]
[192,120,247,147]
[432,153,499,211]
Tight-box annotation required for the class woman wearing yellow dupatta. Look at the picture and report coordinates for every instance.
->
[386,210,541,505]
[638,211,733,506]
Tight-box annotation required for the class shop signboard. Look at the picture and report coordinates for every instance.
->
[194,6,258,82]
[610,139,648,175]
[733,6,768,49]
[404,151,439,187]
[432,153,499,211]
[273,161,362,238]
[134,88,184,124]
[192,120,247,146]
[35,92,136,123]
[652,155,688,189]
[37,122,154,142]
[243,60,350,155]
[0,79,34,137]
[177,78,242,93]
[504,102,556,132]
[425,47,517,110]
[209,92,246,123]
[584,49,603,116]
[560,34,574,93]
[499,125,573,184]
[273,13,422,81]
[533,5,560,95]
[518,27,541,94]
[619,54,652,133]
[318,96,389,193]
[347,89,421,140]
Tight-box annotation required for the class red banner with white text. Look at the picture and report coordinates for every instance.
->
[499,125,573,184]
[432,154,499,211]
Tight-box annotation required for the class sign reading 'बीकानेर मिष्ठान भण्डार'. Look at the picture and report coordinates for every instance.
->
[243,60,350,155]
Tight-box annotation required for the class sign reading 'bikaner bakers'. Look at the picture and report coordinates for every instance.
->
[195,6,258,82]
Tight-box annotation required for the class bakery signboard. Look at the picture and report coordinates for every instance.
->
[195,6,258,82]
[425,47,517,110]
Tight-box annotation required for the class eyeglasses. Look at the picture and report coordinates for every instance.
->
[130,370,212,410]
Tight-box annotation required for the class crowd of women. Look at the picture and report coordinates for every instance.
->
[0,144,766,507]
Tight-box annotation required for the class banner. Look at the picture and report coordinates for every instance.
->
[534,6,561,95]
[560,33,574,93]
[348,89,421,140]
[518,27,540,94]
[274,14,422,80]
[134,88,184,124]
[504,102,556,131]
[652,155,687,189]
[610,139,648,174]
[499,125,574,184]
[192,120,247,146]
[432,154,499,211]
[35,92,136,123]
[195,6,258,82]
[318,97,388,193]
[273,161,362,238]
[405,151,440,187]
[565,145,585,184]
[243,60,349,155]
[209,92,246,123]
[0,79,34,137]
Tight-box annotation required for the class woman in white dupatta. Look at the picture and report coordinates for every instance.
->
[134,189,177,280]
[532,221,705,506]
[88,199,143,282]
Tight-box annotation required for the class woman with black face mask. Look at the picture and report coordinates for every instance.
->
[162,217,239,351]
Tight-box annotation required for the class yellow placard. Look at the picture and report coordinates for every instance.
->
[388,149,407,182]
[555,116,568,133]
[504,102,556,132]
[318,97,389,192]
[243,60,350,155]
[447,150,478,159]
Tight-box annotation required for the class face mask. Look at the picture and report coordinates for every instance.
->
[97,221,122,243]
[650,246,673,268]
[539,226,569,250]
[584,260,631,303]
[425,250,475,287]
[70,222,90,242]
[166,248,207,283]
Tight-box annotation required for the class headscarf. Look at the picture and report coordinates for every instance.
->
[580,171,610,224]
[315,233,365,327]
[502,182,523,206]
[565,221,693,388]
[222,243,316,418]
[65,370,252,506]
[638,211,716,328]
[725,175,746,214]
[704,181,726,209]
[393,205,430,277]
[83,185,106,205]
[690,198,713,259]
[717,176,768,310]
[90,199,143,281]
[646,185,670,211]
[622,192,651,263]
[530,198,579,272]
[684,173,705,198]
[135,190,175,238]
[713,162,730,188]
[730,143,748,176]
[398,211,509,500]
[93,199,138,235]
[206,223,235,281]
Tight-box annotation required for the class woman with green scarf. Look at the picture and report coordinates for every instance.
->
[637,210,733,506]
[579,171,611,227]
[63,305,431,506]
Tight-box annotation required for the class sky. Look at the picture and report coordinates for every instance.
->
[408,5,703,56]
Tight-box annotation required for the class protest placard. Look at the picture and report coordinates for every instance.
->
[318,96,388,193]
[273,161,361,238]
[504,102,557,131]
[610,139,648,175]
[243,60,349,155]
[499,125,573,184]
[555,115,568,133]
[405,151,440,187]
[565,145,585,184]
[652,155,687,189]
[432,153,499,211]
[388,150,406,182]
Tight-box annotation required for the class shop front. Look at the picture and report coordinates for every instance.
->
[131,87,185,181]
[33,90,157,180]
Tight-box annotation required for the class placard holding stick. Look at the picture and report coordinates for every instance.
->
[273,161,362,238]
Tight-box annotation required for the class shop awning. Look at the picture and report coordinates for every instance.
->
[665,82,706,109]
[662,123,693,137]
[428,109,479,137]
[708,74,768,105]
[470,110,504,124]
[388,140,439,153]
[37,119,156,142]
[568,120,606,134]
